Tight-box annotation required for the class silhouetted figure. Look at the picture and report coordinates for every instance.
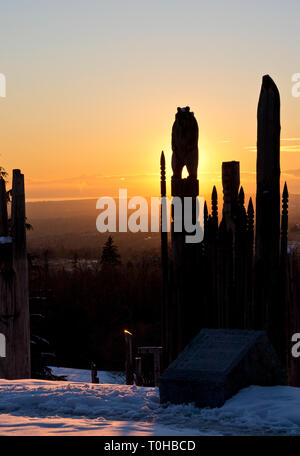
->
[171,107,198,178]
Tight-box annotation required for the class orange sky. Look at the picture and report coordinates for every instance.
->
[0,1,300,201]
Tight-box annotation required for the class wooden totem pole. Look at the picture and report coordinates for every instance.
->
[255,75,281,336]
[0,170,31,379]
[169,106,200,360]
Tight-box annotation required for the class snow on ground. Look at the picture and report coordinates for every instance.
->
[0,378,300,435]
[0,414,207,436]
[49,366,125,385]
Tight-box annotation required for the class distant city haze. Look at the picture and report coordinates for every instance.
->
[26,195,300,260]
[0,1,300,200]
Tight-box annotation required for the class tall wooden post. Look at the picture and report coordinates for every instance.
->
[277,183,290,367]
[0,170,31,379]
[281,182,288,258]
[217,219,233,328]
[160,151,169,366]
[233,186,247,328]
[222,161,240,236]
[169,107,200,360]
[245,197,254,328]
[153,348,162,387]
[255,75,281,334]
[171,170,199,354]
[247,198,254,253]
[135,357,142,386]
[205,187,218,328]
[203,201,208,240]
[124,329,134,385]
[138,346,163,387]
[288,251,300,386]
[219,162,239,329]
[0,178,8,236]
[91,362,99,384]
[211,186,218,235]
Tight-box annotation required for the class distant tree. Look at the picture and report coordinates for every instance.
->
[72,252,79,271]
[100,236,121,267]
[25,219,33,231]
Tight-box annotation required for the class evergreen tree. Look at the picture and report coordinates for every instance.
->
[100,236,121,267]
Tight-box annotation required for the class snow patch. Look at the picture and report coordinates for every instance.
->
[0,236,12,244]
[0,379,300,435]
[49,366,125,384]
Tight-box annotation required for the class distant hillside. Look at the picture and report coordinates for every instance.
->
[25,195,300,259]
[26,198,160,260]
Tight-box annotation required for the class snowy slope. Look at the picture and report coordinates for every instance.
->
[0,379,300,435]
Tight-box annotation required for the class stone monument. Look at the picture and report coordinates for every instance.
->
[160,328,286,408]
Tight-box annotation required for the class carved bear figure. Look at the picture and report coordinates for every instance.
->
[171,107,199,179]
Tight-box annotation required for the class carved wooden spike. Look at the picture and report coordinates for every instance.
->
[282,181,288,199]
[0,178,8,236]
[247,197,254,232]
[212,185,218,227]
[204,201,208,239]
[160,151,166,197]
[247,197,254,260]
[281,182,289,257]
[237,186,247,234]
[239,186,245,207]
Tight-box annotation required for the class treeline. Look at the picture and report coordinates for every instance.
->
[29,237,162,372]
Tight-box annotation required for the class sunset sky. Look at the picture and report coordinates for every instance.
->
[0,0,300,200]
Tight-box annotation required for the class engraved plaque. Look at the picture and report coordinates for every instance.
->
[172,330,259,373]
